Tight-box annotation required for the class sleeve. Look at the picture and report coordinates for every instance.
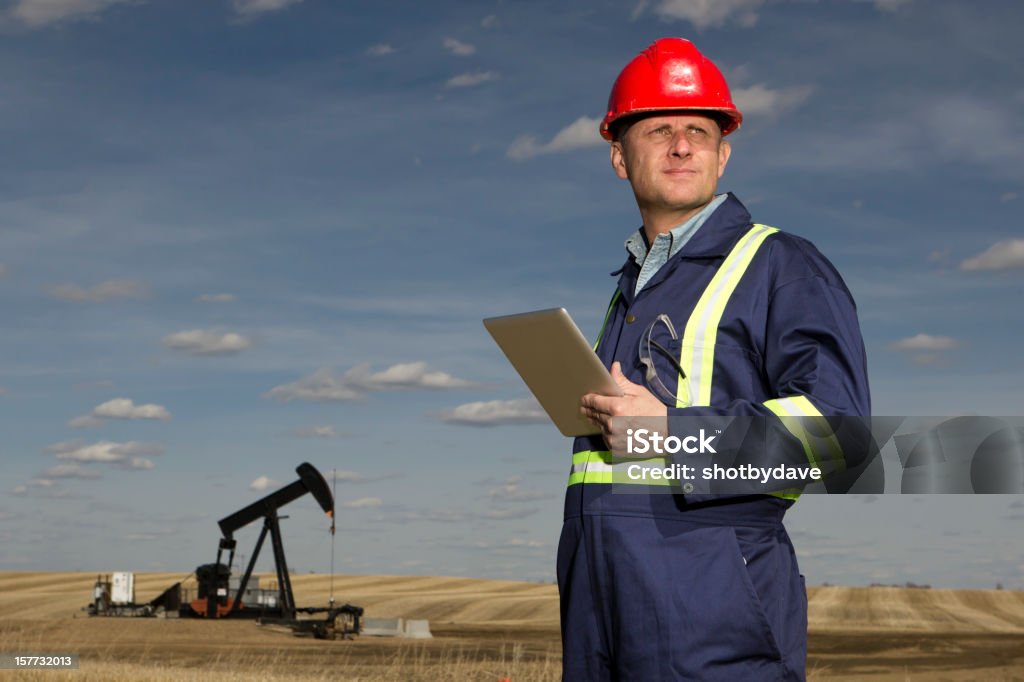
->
[665,269,872,497]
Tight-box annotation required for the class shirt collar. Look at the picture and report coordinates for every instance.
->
[624,193,730,263]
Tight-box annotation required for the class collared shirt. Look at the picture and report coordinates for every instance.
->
[625,193,729,295]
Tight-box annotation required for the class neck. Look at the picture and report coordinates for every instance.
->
[639,202,710,242]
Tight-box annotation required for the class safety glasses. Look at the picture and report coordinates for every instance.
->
[638,314,688,407]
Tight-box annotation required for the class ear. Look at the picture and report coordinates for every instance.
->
[717,139,731,179]
[610,141,629,180]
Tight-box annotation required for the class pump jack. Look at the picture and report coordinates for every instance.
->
[180,462,362,637]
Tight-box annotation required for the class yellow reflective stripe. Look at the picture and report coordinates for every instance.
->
[593,289,622,351]
[763,395,844,473]
[567,450,673,486]
[678,224,778,407]
[768,489,803,501]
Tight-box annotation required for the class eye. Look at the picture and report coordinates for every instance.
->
[686,126,709,138]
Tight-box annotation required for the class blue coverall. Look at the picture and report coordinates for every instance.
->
[558,193,871,681]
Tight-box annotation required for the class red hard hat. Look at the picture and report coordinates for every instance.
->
[600,38,743,141]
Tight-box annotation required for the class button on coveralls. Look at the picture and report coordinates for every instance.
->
[557,194,870,681]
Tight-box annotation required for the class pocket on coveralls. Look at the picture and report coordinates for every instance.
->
[661,525,785,678]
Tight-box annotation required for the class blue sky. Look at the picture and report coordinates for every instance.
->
[1,0,1023,590]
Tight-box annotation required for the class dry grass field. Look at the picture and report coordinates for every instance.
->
[1,572,1023,681]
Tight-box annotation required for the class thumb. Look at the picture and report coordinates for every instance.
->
[610,361,638,390]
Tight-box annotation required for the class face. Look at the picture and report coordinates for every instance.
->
[610,113,731,221]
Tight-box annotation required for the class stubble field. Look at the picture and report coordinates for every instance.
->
[1,572,1023,681]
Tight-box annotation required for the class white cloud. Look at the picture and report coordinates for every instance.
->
[480,14,498,29]
[443,37,475,56]
[889,334,962,352]
[49,279,147,303]
[67,415,104,429]
[0,264,7,278]
[0,386,7,395]
[12,479,64,497]
[9,0,137,27]
[265,362,474,402]
[440,399,547,427]
[487,476,553,502]
[93,398,172,421]
[869,0,911,11]
[445,71,498,88]
[346,362,475,390]
[293,425,342,439]
[265,368,363,402]
[652,0,765,29]
[231,0,303,16]
[481,508,538,521]
[960,239,1024,272]
[1000,192,1018,203]
[196,293,237,303]
[341,497,382,509]
[162,329,251,356]
[74,380,115,391]
[250,475,280,491]
[507,116,604,161]
[732,84,814,119]
[366,43,395,56]
[42,463,101,480]
[47,440,164,462]
[113,457,156,471]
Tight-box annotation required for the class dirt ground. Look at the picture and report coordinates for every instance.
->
[2,572,1023,681]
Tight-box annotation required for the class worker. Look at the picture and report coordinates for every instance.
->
[562,38,870,680]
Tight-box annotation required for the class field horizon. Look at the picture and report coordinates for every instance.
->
[2,571,1024,680]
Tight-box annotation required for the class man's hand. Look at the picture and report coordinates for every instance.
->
[580,361,668,455]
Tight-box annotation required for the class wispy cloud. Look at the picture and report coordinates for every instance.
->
[440,399,547,426]
[341,497,382,509]
[960,239,1024,272]
[0,264,7,278]
[67,415,104,429]
[292,425,344,439]
[250,475,280,491]
[366,43,395,56]
[732,84,814,120]
[231,0,303,17]
[265,362,475,402]
[42,463,101,480]
[46,439,164,463]
[507,116,604,160]
[889,334,962,352]
[486,476,554,502]
[8,0,137,28]
[445,71,498,88]
[865,0,912,12]
[69,399,170,429]
[196,293,237,303]
[480,14,498,29]
[49,279,147,303]
[163,329,251,356]
[442,37,475,56]
[650,0,765,29]
[94,398,171,420]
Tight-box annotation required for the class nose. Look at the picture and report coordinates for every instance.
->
[669,129,692,157]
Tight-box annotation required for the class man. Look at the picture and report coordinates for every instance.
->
[559,38,870,680]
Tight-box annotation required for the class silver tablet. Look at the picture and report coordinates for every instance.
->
[483,308,622,437]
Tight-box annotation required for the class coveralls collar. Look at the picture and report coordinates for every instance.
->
[612,193,755,304]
